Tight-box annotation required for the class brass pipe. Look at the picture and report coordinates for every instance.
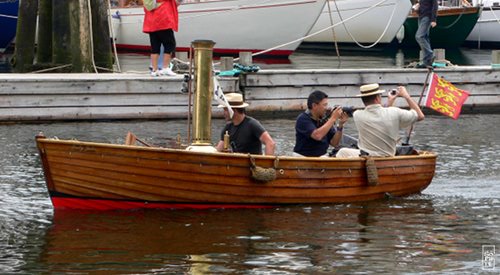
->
[191,40,215,145]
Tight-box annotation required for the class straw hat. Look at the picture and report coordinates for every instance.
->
[356,83,386,97]
[218,93,249,108]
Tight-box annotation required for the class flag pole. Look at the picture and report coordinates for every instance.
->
[403,68,433,145]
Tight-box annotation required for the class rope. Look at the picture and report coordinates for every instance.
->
[489,5,500,24]
[331,0,398,48]
[435,7,467,30]
[86,0,98,73]
[249,0,393,57]
[107,0,122,72]
[326,0,342,67]
[178,0,275,20]
[29,64,72,73]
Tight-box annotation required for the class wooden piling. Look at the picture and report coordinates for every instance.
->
[239,52,253,66]
[13,0,38,72]
[90,0,113,71]
[70,0,94,72]
[492,50,500,69]
[36,0,52,64]
[220,56,234,71]
[52,1,72,66]
[434,49,446,62]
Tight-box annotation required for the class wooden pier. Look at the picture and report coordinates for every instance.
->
[0,66,498,122]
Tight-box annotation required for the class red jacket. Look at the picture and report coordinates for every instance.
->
[143,0,179,33]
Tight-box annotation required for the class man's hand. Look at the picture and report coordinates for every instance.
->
[431,22,437,28]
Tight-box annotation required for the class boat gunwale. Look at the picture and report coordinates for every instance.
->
[36,137,438,162]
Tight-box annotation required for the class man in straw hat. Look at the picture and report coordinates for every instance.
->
[293,90,349,157]
[336,84,425,157]
[215,93,275,155]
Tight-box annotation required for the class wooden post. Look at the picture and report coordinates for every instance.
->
[220,56,234,71]
[53,0,72,66]
[176,51,189,61]
[90,0,113,70]
[492,50,500,69]
[70,0,93,72]
[36,0,52,64]
[12,0,38,72]
[434,49,446,62]
[239,51,252,66]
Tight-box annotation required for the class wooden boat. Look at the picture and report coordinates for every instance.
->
[304,0,412,46]
[36,134,437,210]
[466,4,500,46]
[110,0,326,57]
[397,6,481,48]
[35,39,437,210]
[0,0,19,53]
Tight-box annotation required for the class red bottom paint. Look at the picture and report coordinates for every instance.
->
[51,197,276,210]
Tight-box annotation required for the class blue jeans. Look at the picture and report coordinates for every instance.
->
[415,16,433,66]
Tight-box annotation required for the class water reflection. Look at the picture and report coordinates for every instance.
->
[0,115,499,273]
[30,196,497,274]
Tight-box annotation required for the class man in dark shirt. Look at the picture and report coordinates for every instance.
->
[414,0,438,68]
[216,93,275,155]
[293,90,348,157]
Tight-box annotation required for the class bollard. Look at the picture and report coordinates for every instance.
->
[176,51,188,62]
[220,56,234,71]
[434,49,446,62]
[492,50,500,69]
[239,51,253,66]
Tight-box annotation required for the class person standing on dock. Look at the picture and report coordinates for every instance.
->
[414,0,438,68]
[336,84,425,158]
[143,0,182,76]
[293,90,349,157]
[216,93,276,156]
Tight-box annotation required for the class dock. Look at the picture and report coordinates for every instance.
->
[0,66,499,122]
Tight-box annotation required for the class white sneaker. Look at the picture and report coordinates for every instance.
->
[159,68,177,76]
[151,70,160,77]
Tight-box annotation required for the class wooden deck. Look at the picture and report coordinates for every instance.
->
[1,66,499,121]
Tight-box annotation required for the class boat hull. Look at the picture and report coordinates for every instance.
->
[0,0,19,53]
[398,6,481,48]
[304,0,411,44]
[111,0,326,57]
[466,6,500,45]
[36,137,437,209]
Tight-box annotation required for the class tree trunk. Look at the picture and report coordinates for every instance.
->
[36,0,53,64]
[13,0,38,72]
[91,0,113,70]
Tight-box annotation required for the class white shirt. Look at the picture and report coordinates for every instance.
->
[353,104,418,156]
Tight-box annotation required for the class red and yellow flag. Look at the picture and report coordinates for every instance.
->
[424,73,470,119]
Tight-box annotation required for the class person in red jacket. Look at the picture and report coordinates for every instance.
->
[143,0,182,76]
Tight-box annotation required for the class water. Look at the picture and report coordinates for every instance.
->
[0,114,499,274]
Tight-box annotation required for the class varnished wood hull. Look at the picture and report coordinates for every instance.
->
[36,137,437,209]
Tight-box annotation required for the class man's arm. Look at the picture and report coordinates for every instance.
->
[310,108,342,141]
[259,131,275,156]
[398,86,425,121]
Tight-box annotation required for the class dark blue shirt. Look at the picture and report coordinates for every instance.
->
[418,0,438,22]
[293,112,336,157]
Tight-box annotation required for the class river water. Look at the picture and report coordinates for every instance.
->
[0,114,499,274]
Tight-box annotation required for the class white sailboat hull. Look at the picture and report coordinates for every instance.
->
[111,0,326,57]
[466,6,500,43]
[305,0,411,44]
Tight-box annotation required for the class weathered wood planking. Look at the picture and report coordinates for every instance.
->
[242,66,500,112]
[0,73,239,121]
[1,67,499,121]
